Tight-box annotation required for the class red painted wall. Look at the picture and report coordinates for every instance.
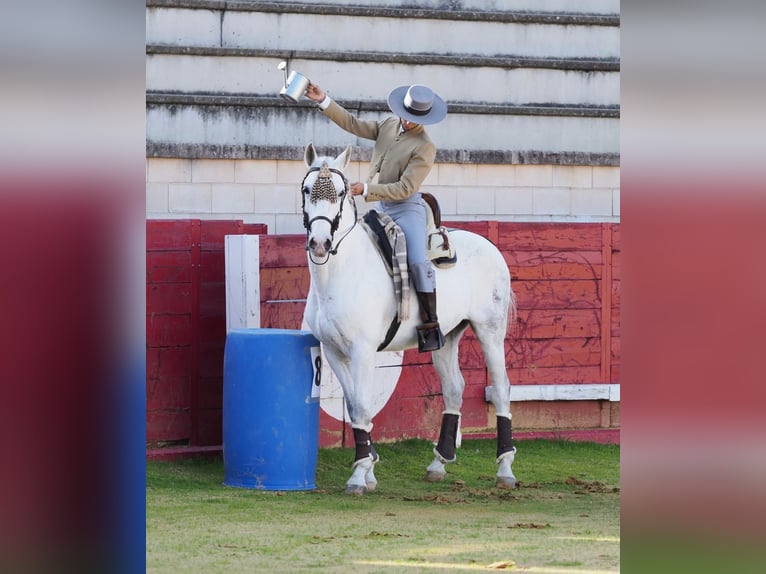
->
[146,220,620,452]
[146,220,267,447]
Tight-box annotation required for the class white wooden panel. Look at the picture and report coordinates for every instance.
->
[486,383,621,402]
[224,235,260,333]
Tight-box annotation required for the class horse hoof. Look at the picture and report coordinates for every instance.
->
[496,476,517,490]
[365,481,378,492]
[345,483,367,496]
[425,470,446,482]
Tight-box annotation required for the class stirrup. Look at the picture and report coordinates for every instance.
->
[417,322,444,352]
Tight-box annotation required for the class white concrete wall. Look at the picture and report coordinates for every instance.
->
[146,8,221,47]
[147,158,620,232]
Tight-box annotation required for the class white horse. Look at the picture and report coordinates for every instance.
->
[301,144,518,495]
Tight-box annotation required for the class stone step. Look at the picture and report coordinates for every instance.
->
[147,45,620,72]
[146,97,619,159]
[146,2,619,60]
[208,0,620,16]
[147,92,619,118]
[146,52,619,107]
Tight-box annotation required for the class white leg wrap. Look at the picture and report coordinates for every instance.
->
[432,446,456,465]
[496,446,517,489]
[351,453,376,469]
[425,455,447,482]
[496,445,516,466]
[346,456,374,494]
[364,463,378,491]
[426,458,446,474]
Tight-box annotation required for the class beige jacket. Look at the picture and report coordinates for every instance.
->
[322,101,436,202]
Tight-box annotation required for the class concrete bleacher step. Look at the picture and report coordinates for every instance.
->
[147,2,619,60]
[146,96,618,161]
[146,50,619,107]
[145,0,620,163]
[260,0,620,14]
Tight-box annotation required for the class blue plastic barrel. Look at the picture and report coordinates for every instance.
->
[223,329,321,490]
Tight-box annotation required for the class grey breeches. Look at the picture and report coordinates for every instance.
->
[379,197,435,293]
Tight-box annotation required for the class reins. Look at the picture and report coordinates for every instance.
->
[301,165,358,264]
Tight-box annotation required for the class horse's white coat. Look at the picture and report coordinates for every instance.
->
[300,145,516,492]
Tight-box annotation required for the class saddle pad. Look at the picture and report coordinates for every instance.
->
[361,210,410,322]
[362,210,394,273]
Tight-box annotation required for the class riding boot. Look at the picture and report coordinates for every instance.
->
[415,290,445,352]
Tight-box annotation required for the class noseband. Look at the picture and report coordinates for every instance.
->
[301,164,356,262]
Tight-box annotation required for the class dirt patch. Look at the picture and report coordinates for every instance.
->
[565,476,621,494]
[506,522,552,529]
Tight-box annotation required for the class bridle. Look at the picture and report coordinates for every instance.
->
[301,164,357,264]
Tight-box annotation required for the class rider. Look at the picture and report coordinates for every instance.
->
[306,81,448,352]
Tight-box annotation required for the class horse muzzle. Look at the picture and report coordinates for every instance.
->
[307,236,332,258]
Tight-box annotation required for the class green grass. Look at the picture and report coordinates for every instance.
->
[147,439,620,573]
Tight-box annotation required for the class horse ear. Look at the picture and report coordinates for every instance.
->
[335,145,352,170]
[304,143,317,167]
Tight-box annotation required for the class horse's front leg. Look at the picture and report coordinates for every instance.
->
[321,342,379,495]
[346,427,379,495]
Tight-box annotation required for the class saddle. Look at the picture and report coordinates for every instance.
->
[362,194,457,277]
[422,193,457,268]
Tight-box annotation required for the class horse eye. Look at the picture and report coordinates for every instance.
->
[302,186,310,195]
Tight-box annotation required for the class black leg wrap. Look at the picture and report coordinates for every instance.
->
[435,413,460,462]
[496,416,514,458]
[352,428,378,462]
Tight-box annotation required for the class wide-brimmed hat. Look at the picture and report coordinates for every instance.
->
[387,84,447,125]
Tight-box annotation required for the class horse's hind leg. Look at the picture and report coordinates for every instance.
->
[426,322,469,482]
[475,320,517,489]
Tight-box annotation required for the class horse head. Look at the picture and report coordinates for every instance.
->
[302,143,353,261]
